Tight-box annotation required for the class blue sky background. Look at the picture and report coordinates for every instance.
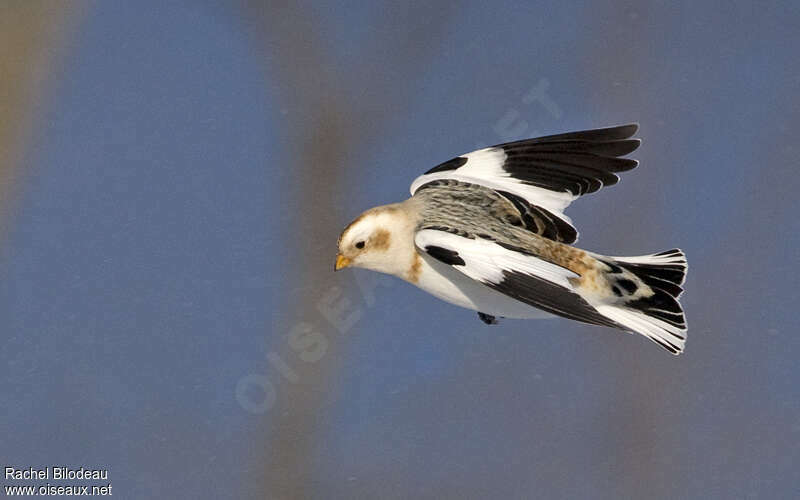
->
[1,1,798,498]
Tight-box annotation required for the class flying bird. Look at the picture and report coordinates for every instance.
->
[335,124,688,354]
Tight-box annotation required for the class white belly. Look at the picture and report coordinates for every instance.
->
[410,253,553,319]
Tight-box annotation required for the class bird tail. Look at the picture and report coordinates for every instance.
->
[593,249,688,354]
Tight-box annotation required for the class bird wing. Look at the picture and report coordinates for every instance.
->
[413,180,580,243]
[414,228,621,327]
[409,124,640,228]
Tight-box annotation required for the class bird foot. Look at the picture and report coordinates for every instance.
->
[477,312,499,325]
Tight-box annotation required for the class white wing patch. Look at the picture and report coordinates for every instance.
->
[414,229,578,289]
[410,147,577,217]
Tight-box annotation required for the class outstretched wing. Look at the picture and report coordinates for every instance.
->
[414,229,621,328]
[410,124,640,221]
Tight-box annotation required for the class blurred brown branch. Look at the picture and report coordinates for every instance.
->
[0,1,86,240]
[579,2,679,498]
[241,1,456,497]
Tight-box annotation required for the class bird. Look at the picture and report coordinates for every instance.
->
[334,124,688,354]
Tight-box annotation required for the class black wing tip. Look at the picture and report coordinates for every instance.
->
[497,123,641,195]
[527,122,640,144]
[616,158,639,173]
[610,139,641,157]
[590,123,638,139]
[608,122,639,138]
[496,123,641,162]
[561,122,639,143]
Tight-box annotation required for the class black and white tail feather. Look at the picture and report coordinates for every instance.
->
[593,249,688,354]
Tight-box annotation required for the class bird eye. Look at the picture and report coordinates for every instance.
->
[355,241,365,249]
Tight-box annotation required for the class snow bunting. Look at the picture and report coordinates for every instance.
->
[335,124,688,354]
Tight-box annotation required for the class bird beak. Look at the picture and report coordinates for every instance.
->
[334,254,351,271]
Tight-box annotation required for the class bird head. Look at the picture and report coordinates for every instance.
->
[335,204,412,276]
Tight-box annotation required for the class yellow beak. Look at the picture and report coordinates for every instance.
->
[334,254,351,271]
